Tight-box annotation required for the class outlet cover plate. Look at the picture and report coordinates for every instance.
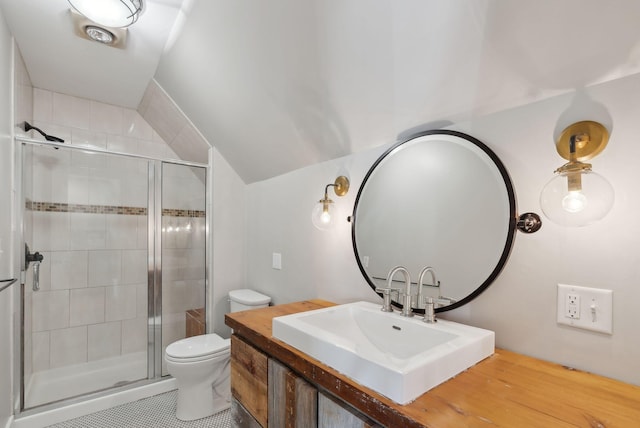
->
[557,284,613,334]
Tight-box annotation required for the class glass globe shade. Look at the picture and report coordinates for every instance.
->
[540,170,614,227]
[311,200,335,231]
[68,0,144,28]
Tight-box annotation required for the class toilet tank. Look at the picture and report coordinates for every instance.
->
[229,289,271,312]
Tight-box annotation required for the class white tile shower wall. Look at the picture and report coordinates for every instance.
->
[29,217,149,369]
[105,286,137,322]
[138,80,210,163]
[32,290,70,331]
[32,88,179,159]
[88,322,121,361]
[50,251,88,289]
[70,288,106,326]
[50,326,87,369]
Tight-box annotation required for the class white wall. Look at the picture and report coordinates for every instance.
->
[0,7,13,427]
[246,145,384,306]
[246,72,640,387]
[210,147,247,336]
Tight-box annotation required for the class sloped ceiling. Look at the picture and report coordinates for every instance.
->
[156,0,640,183]
[3,1,640,183]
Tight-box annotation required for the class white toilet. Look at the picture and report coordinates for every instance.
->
[165,289,271,421]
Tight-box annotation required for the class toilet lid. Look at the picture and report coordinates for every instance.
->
[165,334,230,359]
[229,289,271,305]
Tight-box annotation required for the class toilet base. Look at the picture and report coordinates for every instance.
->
[172,358,231,421]
[175,379,231,421]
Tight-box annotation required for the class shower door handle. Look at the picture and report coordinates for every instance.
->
[25,244,44,291]
[32,261,41,291]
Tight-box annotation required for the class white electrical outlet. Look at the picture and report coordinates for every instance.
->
[565,293,580,319]
[557,284,613,334]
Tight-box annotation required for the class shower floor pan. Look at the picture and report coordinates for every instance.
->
[25,351,147,408]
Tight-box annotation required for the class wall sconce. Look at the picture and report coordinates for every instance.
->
[312,176,350,230]
[68,0,144,28]
[540,121,614,227]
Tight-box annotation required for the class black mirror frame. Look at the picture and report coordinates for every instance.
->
[351,129,517,313]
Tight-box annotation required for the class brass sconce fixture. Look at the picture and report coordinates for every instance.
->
[312,176,350,230]
[540,121,614,227]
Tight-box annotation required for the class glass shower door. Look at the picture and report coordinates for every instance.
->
[160,162,207,376]
[22,143,151,408]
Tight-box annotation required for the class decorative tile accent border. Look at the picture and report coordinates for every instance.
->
[162,209,206,218]
[28,201,147,215]
[26,200,205,218]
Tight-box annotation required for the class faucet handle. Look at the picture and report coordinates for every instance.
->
[399,291,414,317]
[375,287,400,312]
[422,296,437,323]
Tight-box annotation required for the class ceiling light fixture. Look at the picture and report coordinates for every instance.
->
[68,0,144,28]
[540,121,614,227]
[312,176,350,230]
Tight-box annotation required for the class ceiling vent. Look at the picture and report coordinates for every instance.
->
[70,9,127,49]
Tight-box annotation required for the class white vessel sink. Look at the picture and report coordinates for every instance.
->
[272,301,494,405]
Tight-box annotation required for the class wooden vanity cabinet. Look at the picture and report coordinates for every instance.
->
[227,300,640,428]
[231,334,379,427]
[230,335,268,427]
[268,358,317,426]
[317,392,381,428]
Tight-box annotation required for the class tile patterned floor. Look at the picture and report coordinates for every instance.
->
[45,390,231,428]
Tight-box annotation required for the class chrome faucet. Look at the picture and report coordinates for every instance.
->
[416,266,439,310]
[376,266,409,313]
[385,266,413,317]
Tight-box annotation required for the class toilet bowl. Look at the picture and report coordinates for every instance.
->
[165,289,270,421]
[165,334,230,421]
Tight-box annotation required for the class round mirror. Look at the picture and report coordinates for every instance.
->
[351,130,517,313]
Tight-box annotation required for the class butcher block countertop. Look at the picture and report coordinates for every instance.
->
[225,299,640,427]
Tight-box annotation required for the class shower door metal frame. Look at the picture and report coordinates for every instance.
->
[14,136,210,415]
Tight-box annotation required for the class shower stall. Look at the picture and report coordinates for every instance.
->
[17,137,208,411]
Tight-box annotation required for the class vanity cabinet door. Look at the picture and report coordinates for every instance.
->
[318,392,382,428]
[230,335,269,427]
[269,359,318,427]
